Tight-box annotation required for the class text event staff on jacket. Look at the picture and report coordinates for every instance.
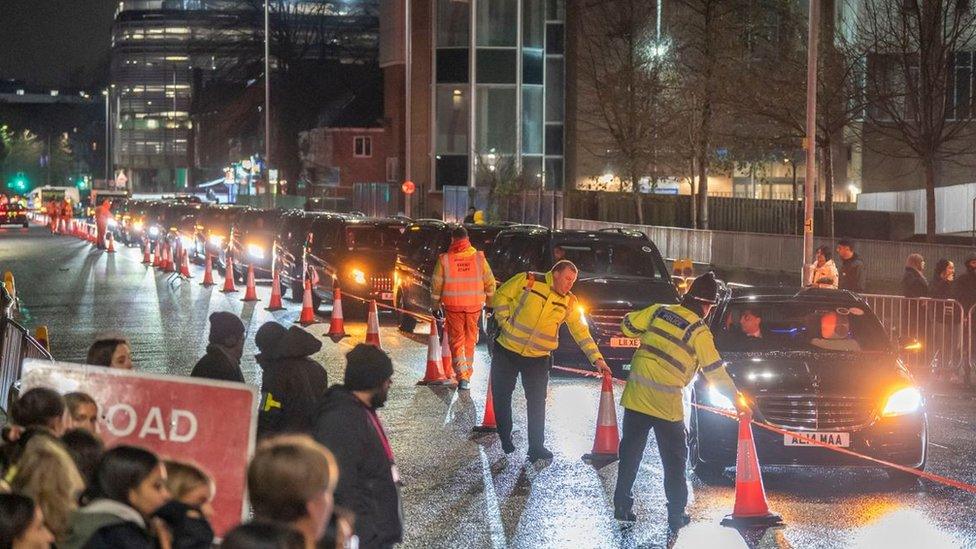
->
[431,225,496,390]
[490,260,611,462]
[612,272,739,530]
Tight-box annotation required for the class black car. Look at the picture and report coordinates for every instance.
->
[192,205,248,268]
[689,286,927,482]
[487,227,679,377]
[230,208,285,280]
[0,203,28,228]
[115,200,151,245]
[278,214,407,316]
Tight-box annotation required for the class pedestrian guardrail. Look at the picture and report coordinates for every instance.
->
[861,294,967,380]
[0,317,53,413]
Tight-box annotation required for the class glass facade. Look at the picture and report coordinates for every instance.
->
[433,0,565,190]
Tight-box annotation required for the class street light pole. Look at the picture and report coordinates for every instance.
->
[802,0,820,285]
[104,89,110,186]
[265,0,272,207]
[404,0,412,218]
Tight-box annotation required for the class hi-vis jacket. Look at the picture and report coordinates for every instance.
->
[492,271,604,364]
[431,246,495,313]
[620,303,737,422]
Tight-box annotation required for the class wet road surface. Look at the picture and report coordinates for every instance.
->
[4,225,976,548]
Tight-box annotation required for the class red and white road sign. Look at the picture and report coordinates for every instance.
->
[20,359,258,536]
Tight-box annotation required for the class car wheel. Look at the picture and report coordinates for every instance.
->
[396,295,416,333]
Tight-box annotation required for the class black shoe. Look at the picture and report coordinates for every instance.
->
[458,379,470,390]
[527,447,554,462]
[614,505,637,524]
[500,439,516,454]
[668,513,690,530]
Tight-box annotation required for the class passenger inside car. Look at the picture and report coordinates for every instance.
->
[740,309,764,338]
[717,304,885,353]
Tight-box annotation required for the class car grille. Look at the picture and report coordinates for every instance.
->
[370,276,392,292]
[588,309,629,336]
[757,395,877,431]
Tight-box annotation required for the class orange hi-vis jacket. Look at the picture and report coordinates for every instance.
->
[432,246,496,313]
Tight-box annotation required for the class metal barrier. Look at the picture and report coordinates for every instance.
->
[860,294,966,379]
[0,317,53,413]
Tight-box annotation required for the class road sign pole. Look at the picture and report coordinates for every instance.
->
[802,0,819,286]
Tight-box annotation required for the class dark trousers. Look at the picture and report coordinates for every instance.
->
[490,343,550,452]
[613,408,689,516]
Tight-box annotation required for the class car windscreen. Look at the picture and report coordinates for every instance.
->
[552,240,664,279]
[714,302,890,353]
[345,225,402,250]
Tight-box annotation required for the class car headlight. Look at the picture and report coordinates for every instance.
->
[209,235,225,247]
[706,385,736,412]
[181,237,193,250]
[247,243,266,259]
[351,268,367,285]
[882,387,923,417]
[133,221,144,231]
[148,226,160,237]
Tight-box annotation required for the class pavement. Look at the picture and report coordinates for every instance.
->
[5,224,976,548]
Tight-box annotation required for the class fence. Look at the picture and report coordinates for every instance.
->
[352,183,401,218]
[0,317,52,412]
[564,218,976,287]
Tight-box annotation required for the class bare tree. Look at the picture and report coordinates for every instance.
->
[853,0,976,241]
[576,0,676,225]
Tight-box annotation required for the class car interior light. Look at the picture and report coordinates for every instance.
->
[351,268,367,285]
[707,386,736,411]
[882,387,922,417]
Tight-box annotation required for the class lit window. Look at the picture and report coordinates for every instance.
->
[354,136,372,158]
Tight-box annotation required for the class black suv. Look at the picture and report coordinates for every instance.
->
[393,220,520,332]
[230,208,285,281]
[192,205,248,268]
[277,214,407,316]
[690,286,927,482]
[487,227,679,377]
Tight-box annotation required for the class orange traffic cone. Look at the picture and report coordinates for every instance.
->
[721,407,783,527]
[142,239,152,264]
[221,256,238,293]
[325,282,347,340]
[241,264,258,302]
[582,374,620,466]
[180,249,192,278]
[440,322,456,383]
[200,253,216,287]
[152,240,161,268]
[364,300,382,348]
[298,280,317,326]
[106,232,116,253]
[266,267,284,311]
[472,376,497,433]
[417,319,448,385]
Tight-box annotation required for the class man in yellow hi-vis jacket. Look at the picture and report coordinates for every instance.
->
[491,260,611,462]
[612,272,739,530]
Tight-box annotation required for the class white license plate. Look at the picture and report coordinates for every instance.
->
[610,337,640,348]
[381,292,393,301]
[783,432,851,447]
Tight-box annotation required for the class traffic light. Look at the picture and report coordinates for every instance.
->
[6,172,28,192]
[76,176,88,190]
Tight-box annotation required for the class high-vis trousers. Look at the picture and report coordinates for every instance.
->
[445,309,480,381]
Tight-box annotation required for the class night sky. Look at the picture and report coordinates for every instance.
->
[0,0,118,88]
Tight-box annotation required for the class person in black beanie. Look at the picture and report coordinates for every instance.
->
[312,344,401,549]
[191,312,246,383]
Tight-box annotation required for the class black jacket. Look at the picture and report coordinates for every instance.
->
[154,501,214,549]
[257,327,328,438]
[313,386,402,549]
[63,499,160,549]
[932,277,953,300]
[839,254,867,293]
[901,267,929,298]
[190,344,244,383]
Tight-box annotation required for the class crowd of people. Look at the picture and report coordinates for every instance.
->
[0,328,403,548]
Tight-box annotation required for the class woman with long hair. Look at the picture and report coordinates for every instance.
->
[0,493,55,549]
[9,435,85,541]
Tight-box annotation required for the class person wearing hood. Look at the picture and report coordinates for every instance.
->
[430,225,496,390]
[312,344,402,549]
[836,239,867,293]
[953,255,976,310]
[191,312,245,383]
[901,253,928,298]
[255,322,328,439]
[931,258,955,299]
[807,246,838,289]
[63,445,171,549]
